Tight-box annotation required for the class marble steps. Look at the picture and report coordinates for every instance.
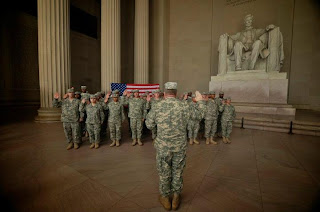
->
[233,116,320,136]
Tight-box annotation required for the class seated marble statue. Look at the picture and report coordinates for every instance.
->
[218,14,284,75]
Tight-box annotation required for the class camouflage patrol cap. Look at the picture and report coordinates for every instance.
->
[202,92,208,95]
[209,91,216,95]
[90,94,97,99]
[191,94,196,98]
[141,93,147,97]
[67,88,74,93]
[112,89,120,94]
[100,91,105,95]
[152,89,160,94]
[164,82,177,90]
[81,85,87,89]
[75,91,81,95]
[132,89,139,93]
[219,91,224,95]
[112,94,119,98]
[95,92,102,97]
[226,97,231,100]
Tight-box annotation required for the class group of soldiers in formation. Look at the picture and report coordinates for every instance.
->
[53,82,236,210]
[53,85,236,150]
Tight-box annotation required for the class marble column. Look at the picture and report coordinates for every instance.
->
[134,0,149,83]
[101,0,121,91]
[35,0,70,122]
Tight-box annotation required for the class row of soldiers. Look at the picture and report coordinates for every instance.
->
[53,85,236,150]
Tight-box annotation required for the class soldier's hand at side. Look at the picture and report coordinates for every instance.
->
[195,91,203,102]
[81,98,86,104]
[54,92,59,99]
[142,119,144,122]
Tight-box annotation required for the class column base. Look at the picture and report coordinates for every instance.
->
[34,107,61,123]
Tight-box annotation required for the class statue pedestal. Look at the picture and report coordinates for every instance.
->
[209,70,296,116]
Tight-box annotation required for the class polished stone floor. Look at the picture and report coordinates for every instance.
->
[0,120,320,212]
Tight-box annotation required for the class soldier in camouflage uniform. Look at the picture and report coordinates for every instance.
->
[122,89,147,146]
[146,89,162,141]
[75,91,81,99]
[53,88,81,150]
[204,91,219,145]
[80,94,105,149]
[80,86,89,137]
[146,82,206,211]
[187,94,203,145]
[103,93,125,147]
[219,97,236,144]
[216,91,224,137]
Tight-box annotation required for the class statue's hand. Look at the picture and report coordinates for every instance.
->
[221,33,229,38]
[266,24,275,31]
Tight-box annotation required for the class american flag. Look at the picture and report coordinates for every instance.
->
[111,83,160,96]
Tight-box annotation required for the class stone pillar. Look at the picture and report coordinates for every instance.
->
[35,0,71,122]
[134,0,149,83]
[101,0,121,91]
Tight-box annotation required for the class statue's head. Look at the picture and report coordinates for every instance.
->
[244,14,253,28]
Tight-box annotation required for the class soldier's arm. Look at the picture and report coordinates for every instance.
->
[142,101,147,119]
[99,106,105,124]
[219,104,225,113]
[146,106,156,130]
[121,105,125,122]
[122,96,129,106]
[79,101,86,113]
[52,98,62,108]
[232,106,236,120]
[101,102,109,111]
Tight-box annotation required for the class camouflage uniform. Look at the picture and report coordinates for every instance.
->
[187,100,202,139]
[219,101,236,138]
[122,92,147,140]
[146,82,206,197]
[80,98,105,144]
[53,96,81,144]
[103,98,125,141]
[216,92,224,136]
[147,91,162,140]
[204,97,219,138]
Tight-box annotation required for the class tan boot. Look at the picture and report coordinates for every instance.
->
[172,193,181,211]
[90,143,95,149]
[222,137,228,144]
[132,139,137,146]
[67,142,73,150]
[110,140,116,147]
[74,143,79,149]
[205,138,210,145]
[159,195,171,211]
[210,137,218,145]
[194,138,200,145]
[189,138,193,145]
[94,143,100,149]
[226,137,231,144]
[116,140,120,147]
[137,139,143,146]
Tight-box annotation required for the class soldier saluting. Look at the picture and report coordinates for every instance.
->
[146,82,206,211]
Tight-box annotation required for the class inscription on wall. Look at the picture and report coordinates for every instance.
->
[226,0,257,7]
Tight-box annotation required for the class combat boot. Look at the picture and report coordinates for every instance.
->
[66,142,73,150]
[95,143,100,149]
[189,138,193,145]
[132,139,137,146]
[193,138,200,145]
[172,193,181,211]
[116,140,120,147]
[205,138,210,145]
[159,195,171,211]
[110,140,116,147]
[137,139,143,146]
[90,143,95,149]
[222,137,228,144]
[74,143,79,149]
[226,137,231,144]
[210,137,218,145]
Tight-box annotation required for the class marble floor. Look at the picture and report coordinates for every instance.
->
[0,119,320,212]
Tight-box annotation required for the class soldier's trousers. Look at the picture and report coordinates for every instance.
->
[63,122,80,143]
[109,120,122,141]
[152,126,157,140]
[221,121,233,138]
[156,150,186,197]
[130,118,143,139]
[217,114,222,134]
[204,119,217,138]
[187,120,200,139]
[86,123,101,143]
